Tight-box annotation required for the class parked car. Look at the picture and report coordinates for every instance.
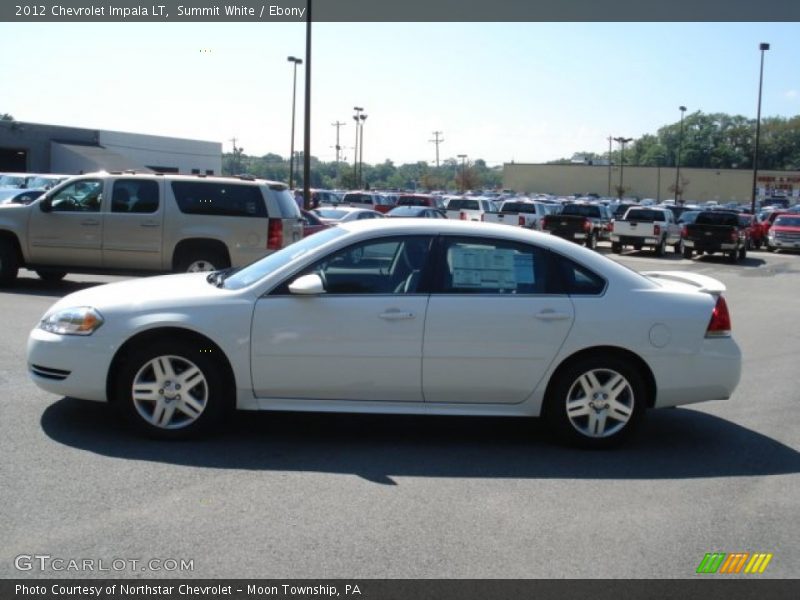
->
[341,192,395,213]
[738,213,765,249]
[483,200,554,230]
[300,209,330,237]
[312,206,385,224]
[766,214,800,252]
[682,210,749,262]
[27,219,741,448]
[0,189,46,205]
[542,203,612,249]
[444,197,498,221]
[0,172,303,285]
[610,207,681,256]
[386,206,446,219]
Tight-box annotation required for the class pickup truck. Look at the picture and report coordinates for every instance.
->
[444,198,498,221]
[541,203,612,249]
[482,200,553,230]
[682,210,748,262]
[610,207,681,256]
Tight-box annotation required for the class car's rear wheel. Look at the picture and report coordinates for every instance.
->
[728,249,738,263]
[682,246,693,259]
[738,244,747,261]
[545,356,646,448]
[585,232,597,250]
[36,270,67,282]
[611,242,622,254]
[115,340,230,439]
[655,237,666,257]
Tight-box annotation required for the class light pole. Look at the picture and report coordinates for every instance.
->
[352,106,363,188]
[752,43,770,214]
[457,154,467,192]
[613,137,632,198]
[674,105,687,203]
[359,113,367,189]
[287,56,302,189]
[331,121,345,186]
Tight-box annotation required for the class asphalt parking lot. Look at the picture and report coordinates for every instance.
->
[1,246,798,579]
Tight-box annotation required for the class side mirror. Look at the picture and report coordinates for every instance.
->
[39,197,52,213]
[288,273,325,295]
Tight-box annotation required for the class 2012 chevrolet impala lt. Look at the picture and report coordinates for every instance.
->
[27,220,741,447]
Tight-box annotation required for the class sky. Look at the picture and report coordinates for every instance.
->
[2,21,800,167]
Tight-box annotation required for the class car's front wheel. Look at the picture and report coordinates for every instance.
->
[545,356,646,448]
[115,340,230,439]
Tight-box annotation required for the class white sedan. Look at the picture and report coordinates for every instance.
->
[27,220,741,447]
[312,206,384,224]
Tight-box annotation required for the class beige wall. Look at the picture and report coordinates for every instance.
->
[503,164,800,204]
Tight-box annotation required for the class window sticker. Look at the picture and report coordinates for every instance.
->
[449,246,522,289]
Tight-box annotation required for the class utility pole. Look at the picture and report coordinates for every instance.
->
[607,135,612,197]
[229,137,239,175]
[352,107,363,188]
[331,120,345,186]
[430,131,444,168]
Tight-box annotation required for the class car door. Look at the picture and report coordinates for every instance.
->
[250,235,435,402]
[27,178,105,267]
[102,178,164,269]
[422,236,575,404]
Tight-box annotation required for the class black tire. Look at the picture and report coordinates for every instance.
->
[36,270,67,283]
[738,244,747,261]
[174,248,229,273]
[728,250,738,263]
[0,239,20,287]
[673,240,683,254]
[766,245,775,253]
[585,232,597,250]
[682,247,693,259]
[611,242,622,254]
[754,239,762,250]
[633,244,642,251]
[114,339,232,440]
[544,355,647,449]
[655,237,666,257]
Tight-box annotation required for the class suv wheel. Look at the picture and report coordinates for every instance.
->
[655,237,666,257]
[175,249,229,273]
[0,239,19,286]
[585,232,597,250]
[36,270,67,283]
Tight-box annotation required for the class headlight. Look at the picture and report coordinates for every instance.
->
[40,307,104,336]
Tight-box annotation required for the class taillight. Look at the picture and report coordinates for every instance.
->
[583,219,592,232]
[681,225,688,238]
[653,224,661,236]
[542,216,549,229]
[267,219,283,250]
[730,230,739,242]
[706,296,732,338]
[460,211,467,220]
[518,215,525,226]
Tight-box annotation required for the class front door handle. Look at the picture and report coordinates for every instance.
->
[140,221,159,228]
[379,310,415,321]
[81,219,99,226]
[535,310,571,321]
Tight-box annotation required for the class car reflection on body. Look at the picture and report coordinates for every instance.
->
[386,206,446,219]
[312,206,385,224]
[27,220,741,447]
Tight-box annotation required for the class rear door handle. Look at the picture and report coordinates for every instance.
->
[535,310,571,321]
[140,221,159,228]
[81,219,99,226]
[379,310,415,321]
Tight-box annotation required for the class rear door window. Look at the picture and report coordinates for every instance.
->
[172,181,266,217]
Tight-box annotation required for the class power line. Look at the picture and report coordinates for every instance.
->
[429,131,444,168]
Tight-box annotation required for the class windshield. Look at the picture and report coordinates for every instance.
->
[562,204,602,217]
[775,216,800,227]
[223,227,347,290]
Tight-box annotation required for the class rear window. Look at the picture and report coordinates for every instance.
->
[172,182,266,217]
[624,209,666,222]
[268,187,302,218]
[397,195,429,207]
[562,204,603,217]
[343,193,373,205]
[695,212,739,226]
[447,199,480,211]
[501,202,537,214]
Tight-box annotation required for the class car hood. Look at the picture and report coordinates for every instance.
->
[44,273,233,315]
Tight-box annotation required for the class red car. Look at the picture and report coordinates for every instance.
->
[738,214,765,249]
[760,210,789,239]
[300,209,330,237]
[767,214,800,253]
